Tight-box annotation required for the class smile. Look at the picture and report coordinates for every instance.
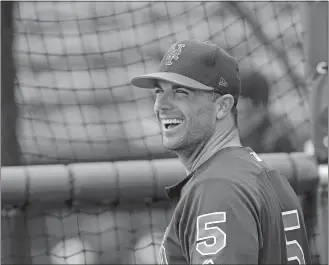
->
[161,118,184,131]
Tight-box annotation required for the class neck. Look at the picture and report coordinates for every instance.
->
[176,127,242,175]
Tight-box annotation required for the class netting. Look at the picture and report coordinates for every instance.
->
[13,1,311,165]
[1,153,328,264]
[4,2,327,265]
[3,203,174,264]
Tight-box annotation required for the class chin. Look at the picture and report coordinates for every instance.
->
[162,136,185,151]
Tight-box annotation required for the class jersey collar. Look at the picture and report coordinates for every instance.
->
[165,171,194,203]
[165,146,251,202]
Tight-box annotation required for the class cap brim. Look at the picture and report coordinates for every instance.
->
[130,72,213,91]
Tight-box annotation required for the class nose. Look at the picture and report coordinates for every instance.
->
[154,91,174,114]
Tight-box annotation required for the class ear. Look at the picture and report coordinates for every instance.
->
[215,94,235,120]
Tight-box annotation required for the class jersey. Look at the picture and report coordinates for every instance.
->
[159,146,311,264]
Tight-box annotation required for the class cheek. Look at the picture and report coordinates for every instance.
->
[187,107,215,135]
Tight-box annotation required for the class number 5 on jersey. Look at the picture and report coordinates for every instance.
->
[282,210,306,264]
[196,212,226,255]
[196,210,306,264]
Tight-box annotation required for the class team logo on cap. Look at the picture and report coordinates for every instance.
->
[165,43,186,66]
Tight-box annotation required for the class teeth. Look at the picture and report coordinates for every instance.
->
[162,119,183,125]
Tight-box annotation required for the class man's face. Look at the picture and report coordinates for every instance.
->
[153,80,217,151]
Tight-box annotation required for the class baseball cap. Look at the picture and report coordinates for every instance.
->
[131,40,241,106]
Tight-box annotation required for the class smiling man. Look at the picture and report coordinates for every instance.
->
[131,40,311,264]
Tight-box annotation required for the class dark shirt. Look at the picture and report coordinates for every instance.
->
[159,147,311,264]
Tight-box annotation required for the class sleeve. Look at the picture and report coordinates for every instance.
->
[178,179,261,265]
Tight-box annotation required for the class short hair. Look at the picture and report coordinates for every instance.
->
[239,68,270,106]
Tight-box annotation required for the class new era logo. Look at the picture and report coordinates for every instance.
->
[218,77,228,87]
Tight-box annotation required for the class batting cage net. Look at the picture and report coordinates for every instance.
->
[1,1,328,265]
[13,1,310,164]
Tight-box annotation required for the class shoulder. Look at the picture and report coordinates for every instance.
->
[185,149,280,208]
[185,177,263,215]
[195,148,273,186]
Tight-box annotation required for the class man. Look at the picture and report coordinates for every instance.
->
[237,68,296,153]
[131,40,311,264]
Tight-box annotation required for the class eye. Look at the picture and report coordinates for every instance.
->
[154,88,163,94]
[175,89,189,95]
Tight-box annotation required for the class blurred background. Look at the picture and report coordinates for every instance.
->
[1,1,327,264]
[7,1,312,165]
